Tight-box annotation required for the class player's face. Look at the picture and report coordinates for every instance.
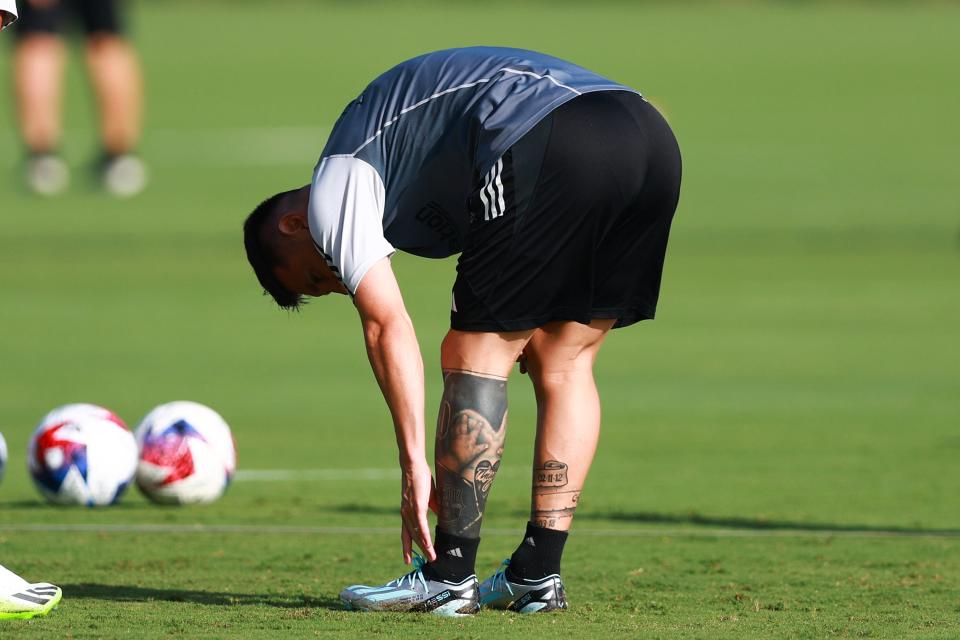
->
[272,205,348,299]
[274,247,347,298]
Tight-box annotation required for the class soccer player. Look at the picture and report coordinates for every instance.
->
[11,0,146,196]
[243,47,681,616]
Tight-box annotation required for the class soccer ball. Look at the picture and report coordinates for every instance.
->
[28,404,138,506]
[134,401,237,505]
[0,431,7,485]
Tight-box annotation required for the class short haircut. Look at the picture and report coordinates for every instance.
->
[243,188,305,310]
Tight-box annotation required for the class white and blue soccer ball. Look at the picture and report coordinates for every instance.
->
[135,401,237,505]
[28,403,138,506]
[0,431,7,485]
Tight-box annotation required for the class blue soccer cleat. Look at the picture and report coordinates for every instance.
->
[340,555,479,617]
[479,559,568,613]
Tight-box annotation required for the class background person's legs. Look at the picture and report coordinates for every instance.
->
[427,329,532,581]
[12,0,146,196]
[84,33,142,157]
[84,31,147,197]
[14,34,65,155]
[14,33,71,195]
[77,0,148,197]
[508,318,615,580]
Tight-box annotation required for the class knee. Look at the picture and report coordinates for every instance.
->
[16,33,63,55]
[529,367,587,395]
[440,329,528,377]
[525,347,598,395]
[440,331,471,371]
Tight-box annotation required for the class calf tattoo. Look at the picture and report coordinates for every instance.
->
[532,459,581,529]
[435,370,508,538]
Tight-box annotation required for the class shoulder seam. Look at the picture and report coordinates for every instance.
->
[318,154,385,186]
[346,66,591,156]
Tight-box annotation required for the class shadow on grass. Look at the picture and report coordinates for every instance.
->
[327,503,397,516]
[323,502,960,536]
[575,510,960,536]
[60,583,343,610]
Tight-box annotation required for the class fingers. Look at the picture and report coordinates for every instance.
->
[399,463,437,563]
[415,509,436,562]
[401,516,435,563]
[401,502,417,564]
[401,526,412,565]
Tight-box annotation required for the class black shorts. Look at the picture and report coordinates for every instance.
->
[451,90,682,332]
[14,0,124,38]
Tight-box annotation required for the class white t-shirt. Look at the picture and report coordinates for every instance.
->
[308,156,395,295]
[0,0,16,29]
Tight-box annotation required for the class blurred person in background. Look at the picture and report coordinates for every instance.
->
[11,0,146,197]
[0,4,63,622]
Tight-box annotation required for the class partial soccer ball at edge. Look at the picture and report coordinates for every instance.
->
[0,431,7,486]
[28,403,138,506]
[134,401,237,505]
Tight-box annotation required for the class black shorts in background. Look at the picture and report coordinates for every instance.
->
[451,90,682,332]
[14,0,124,38]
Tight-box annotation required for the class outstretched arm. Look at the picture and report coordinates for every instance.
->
[353,256,437,564]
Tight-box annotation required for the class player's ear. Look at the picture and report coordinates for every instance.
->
[277,210,309,235]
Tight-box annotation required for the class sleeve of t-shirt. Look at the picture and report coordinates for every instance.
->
[307,155,395,295]
[0,0,18,29]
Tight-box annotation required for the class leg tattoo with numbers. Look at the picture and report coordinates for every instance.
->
[532,460,581,529]
[435,371,508,538]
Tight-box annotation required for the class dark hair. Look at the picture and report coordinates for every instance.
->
[243,188,305,310]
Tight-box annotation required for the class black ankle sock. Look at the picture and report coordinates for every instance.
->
[425,528,479,583]
[506,522,568,581]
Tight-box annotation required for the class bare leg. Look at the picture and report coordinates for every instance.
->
[84,33,143,154]
[524,319,615,531]
[14,34,66,153]
[434,329,532,537]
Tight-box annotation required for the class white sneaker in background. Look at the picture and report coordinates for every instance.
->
[25,154,70,196]
[102,153,148,198]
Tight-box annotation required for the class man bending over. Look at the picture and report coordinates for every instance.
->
[243,46,681,616]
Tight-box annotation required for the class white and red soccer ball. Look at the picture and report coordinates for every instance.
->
[134,401,236,505]
[28,403,138,506]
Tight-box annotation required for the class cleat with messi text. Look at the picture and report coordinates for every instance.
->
[340,555,479,617]
[479,559,567,613]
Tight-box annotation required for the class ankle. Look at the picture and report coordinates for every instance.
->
[507,522,568,581]
[426,528,479,582]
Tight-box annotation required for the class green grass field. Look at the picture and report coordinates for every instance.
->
[1,1,958,637]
